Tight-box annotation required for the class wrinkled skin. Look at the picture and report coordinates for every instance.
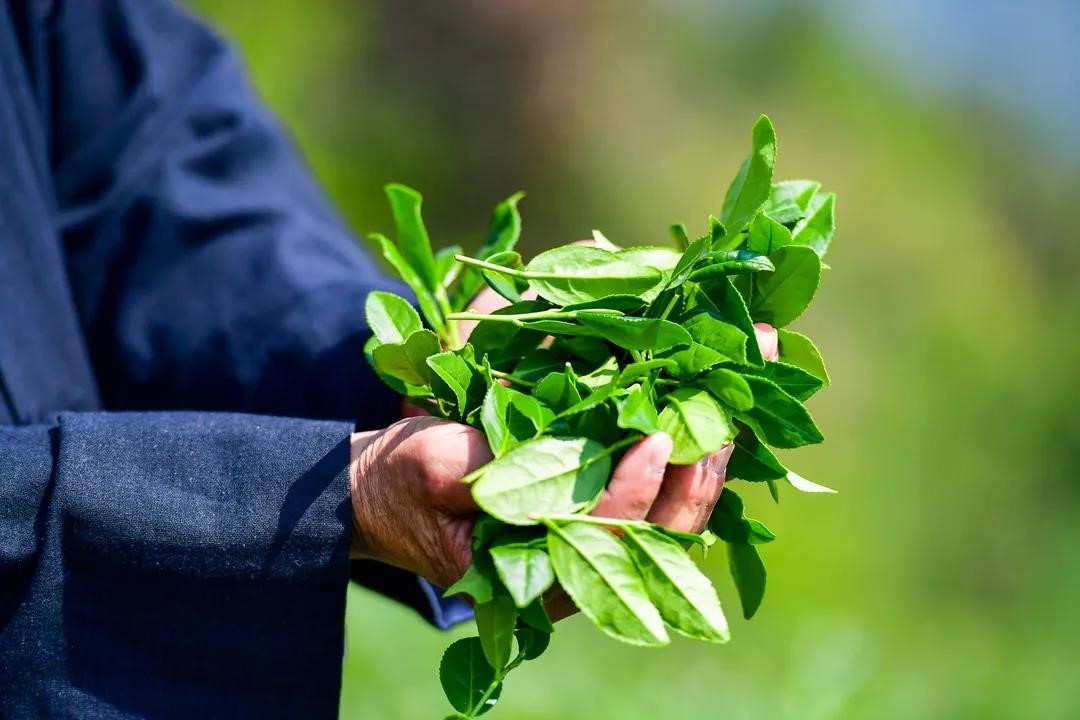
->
[350,322,778,603]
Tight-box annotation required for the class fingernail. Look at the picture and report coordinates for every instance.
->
[648,433,673,475]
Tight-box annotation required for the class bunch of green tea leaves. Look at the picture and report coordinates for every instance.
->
[363,115,835,719]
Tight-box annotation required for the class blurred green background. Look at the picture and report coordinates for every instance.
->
[191,2,1079,718]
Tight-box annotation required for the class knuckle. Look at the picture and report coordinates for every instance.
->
[435,519,474,586]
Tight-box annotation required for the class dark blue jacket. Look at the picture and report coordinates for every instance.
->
[0,1,467,717]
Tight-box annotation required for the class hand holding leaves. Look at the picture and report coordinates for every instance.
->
[362,115,836,718]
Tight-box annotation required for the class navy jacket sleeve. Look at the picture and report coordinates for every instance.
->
[0,413,353,718]
[49,0,402,427]
[18,0,470,631]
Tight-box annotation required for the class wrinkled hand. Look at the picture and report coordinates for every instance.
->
[349,315,779,601]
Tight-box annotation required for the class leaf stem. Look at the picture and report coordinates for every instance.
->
[454,254,616,282]
[446,308,621,323]
[658,293,680,322]
[489,369,535,388]
[435,287,460,349]
[535,513,649,530]
[455,254,528,277]
[468,676,504,717]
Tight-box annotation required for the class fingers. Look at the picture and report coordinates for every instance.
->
[754,322,779,362]
[591,433,672,520]
[646,443,733,533]
[393,416,491,514]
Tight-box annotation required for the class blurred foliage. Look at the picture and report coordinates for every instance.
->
[192,1,1079,717]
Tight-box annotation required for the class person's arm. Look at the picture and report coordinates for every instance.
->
[36,0,459,621]
[0,413,354,718]
[49,0,400,426]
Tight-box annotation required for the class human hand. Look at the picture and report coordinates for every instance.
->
[351,320,779,599]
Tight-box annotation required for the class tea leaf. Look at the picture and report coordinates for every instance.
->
[476,591,518,671]
[371,329,440,386]
[720,115,777,234]
[490,541,555,608]
[776,328,830,385]
[791,191,836,258]
[740,376,824,449]
[751,245,821,328]
[624,525,730,643]
[546,521,669,646]
[658,388,737,464]
[440,638,502,715]
[386,183,439,293]
[472,436,613,524]
[365,290,423,344]
[524,246,664,306]
[616,383,662,434]
[727,542,767,620]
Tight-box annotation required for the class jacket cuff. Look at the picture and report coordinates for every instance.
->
[52,411,354,717]
[349,561,473,630]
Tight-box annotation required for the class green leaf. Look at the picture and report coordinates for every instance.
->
[385,184,439,293]
[746,213,793,256]
[617,359,678,385]
[455,192,525,309]
[670,223,690,251]
[480,250,529,303]
[371,329,440,386]
[365,291,423,344]
[666,236,711,289]
[553,379,617,421]
[513,349,565,383]
[372,233,445,335]
[727,542,767,619]
[444,563,495,605]
[589,229,621,252]
[508,393,555,434]
[776,328,830,385]
[720,115,777,234]
[791,191,836,258]
[663,342,726,379]
[740,376,824,448]
[616,383,661,434]
[534,368,583,414]
[546,521,669,646]
[747,361,825,401]
[615,246,682,275]
[764,180,820,225]
[475,591,518,671]
[514,627,551,661]
[481,382,541,457]
[726,426,787,482]
[658,388,737,464]
[786,470,837,494]
[436,244,464,288]
[687,250,775,281]
[428,351,485,417]
[751,245,821,328]
[562,295,648,313]
[471,436,613,524]
[623,526,730,643]
[709,490,776,545]
[523,246,664,306]
[468,301,549,367]
[519,597,555,634]
[440,638,502,715]
[701,368,754,412]
[694,277,765,366]
[681,311,749,365]
[490,541,555,608]
[577,314,692,352]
